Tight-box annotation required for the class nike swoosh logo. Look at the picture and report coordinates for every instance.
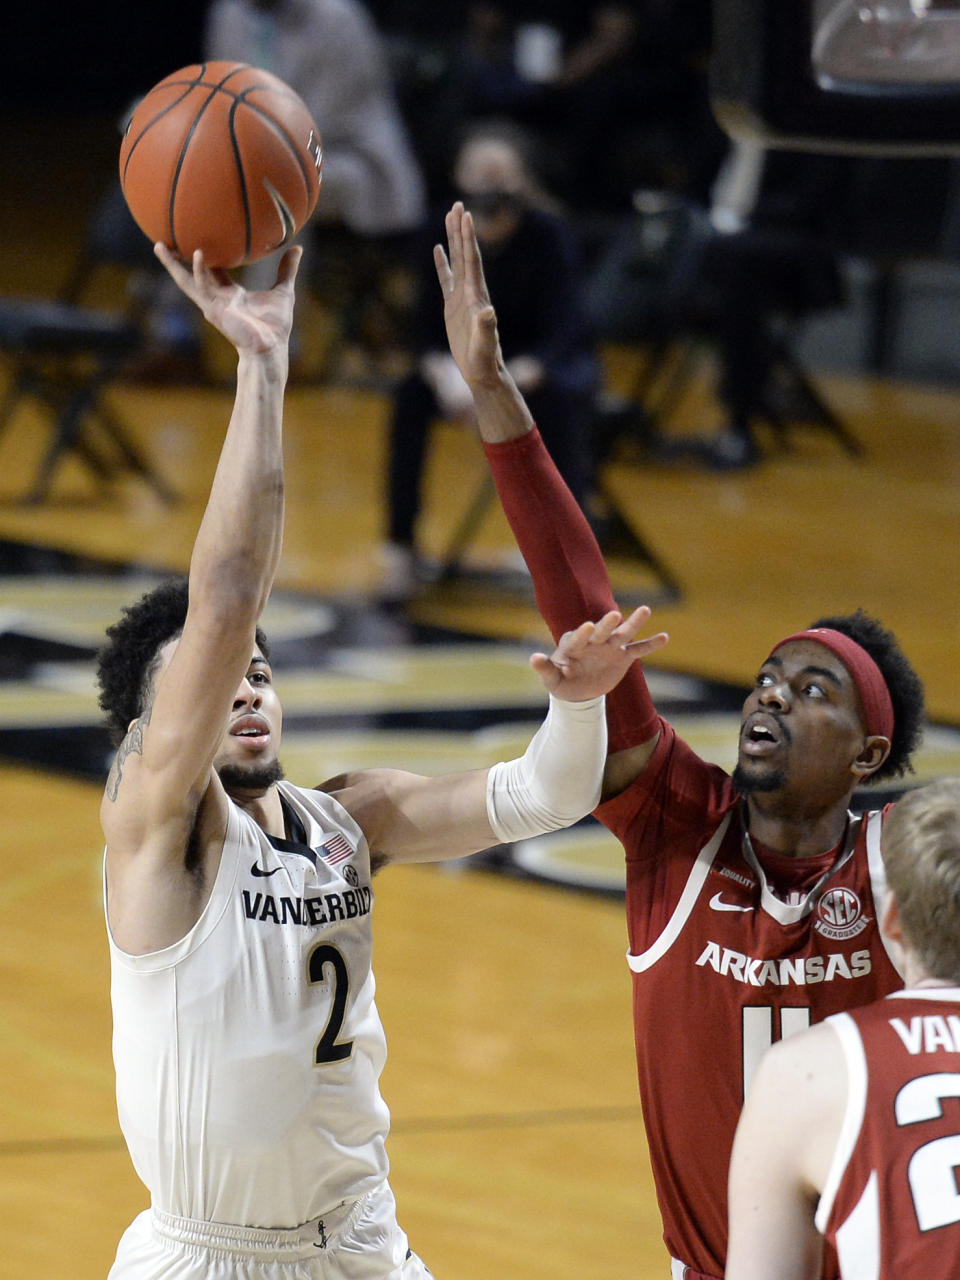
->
[709,892,753,913]
[264,178,296,250]
[250,863,281,878]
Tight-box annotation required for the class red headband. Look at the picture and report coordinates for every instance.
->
[770,628,895,740]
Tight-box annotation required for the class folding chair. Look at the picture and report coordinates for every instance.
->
[0,183,177,504]
[584,190,861,459]
[434,413,683,607]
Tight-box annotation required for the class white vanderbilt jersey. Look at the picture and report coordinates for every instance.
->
[106,781,390,1229]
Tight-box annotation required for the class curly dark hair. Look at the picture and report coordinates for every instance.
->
[96,578,270,747]
[807,608,925,783]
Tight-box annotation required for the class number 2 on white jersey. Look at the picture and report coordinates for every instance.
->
[896,1072,960,1231]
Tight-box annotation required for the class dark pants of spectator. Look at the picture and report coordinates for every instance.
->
[387,370,594,548]
[700,227,843,439]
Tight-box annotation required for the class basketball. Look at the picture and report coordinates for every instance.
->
[119,62,323,269]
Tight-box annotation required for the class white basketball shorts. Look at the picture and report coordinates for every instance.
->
[108,1180,433,1280]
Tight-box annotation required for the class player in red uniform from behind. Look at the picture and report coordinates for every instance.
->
[431,202,928,1280]
[727,776,960,1280]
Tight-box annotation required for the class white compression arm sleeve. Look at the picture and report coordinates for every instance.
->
[486,693,607,844]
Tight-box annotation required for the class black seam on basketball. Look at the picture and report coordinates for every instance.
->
[161,79,307,108]
[217,63,252,90]
[159,66,304,106]
[120,80,203,185]
[227,100,253,261]
[169,81,226,258]
[235,90,316,200]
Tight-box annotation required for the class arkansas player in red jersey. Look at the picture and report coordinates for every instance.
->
[432,202,928,1280]
[727,777,960,1280]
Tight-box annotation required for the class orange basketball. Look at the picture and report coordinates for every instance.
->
[119,62,323,269]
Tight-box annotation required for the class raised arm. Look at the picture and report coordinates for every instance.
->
[101,245,301,952]
[324,607,650,867]
[435,201,667,787]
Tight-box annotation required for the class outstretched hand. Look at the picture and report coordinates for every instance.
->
[154,243,302,357]
[434,201,503,390]
[531,607,669,702]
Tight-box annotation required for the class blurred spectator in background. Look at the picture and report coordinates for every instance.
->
[511,0,716,213]
[206,0,426,239]
[367,1,717,217]
[380,119,600,599]
[579,134,851,473]
[445,1,716,214]
[690,139,851,468]
[205,0,427,363]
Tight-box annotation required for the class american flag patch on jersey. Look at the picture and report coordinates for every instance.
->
[320,833,353,864]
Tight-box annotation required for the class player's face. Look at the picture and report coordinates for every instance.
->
[146,638,284,793]
[213,648,284,790]
[735,639,869,806]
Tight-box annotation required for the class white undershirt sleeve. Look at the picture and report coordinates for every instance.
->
[486,693,606,844]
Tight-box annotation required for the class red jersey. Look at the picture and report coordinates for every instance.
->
[598,721,903,1277]
[483,428,907,1279]
[818,989,960,1278]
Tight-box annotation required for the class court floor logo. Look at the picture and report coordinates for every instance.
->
[814,887,869,941]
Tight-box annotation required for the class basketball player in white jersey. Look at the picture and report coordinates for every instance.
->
[726,776,960,1280]
[95,241,660,1280]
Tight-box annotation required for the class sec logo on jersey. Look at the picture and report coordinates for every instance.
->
[815,886,869,942]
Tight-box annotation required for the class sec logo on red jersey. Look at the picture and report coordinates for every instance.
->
[815,886,869,942]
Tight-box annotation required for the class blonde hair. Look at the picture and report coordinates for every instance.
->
[883,777,960,982]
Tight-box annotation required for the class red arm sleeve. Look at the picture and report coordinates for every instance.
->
[484,427,660,750]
